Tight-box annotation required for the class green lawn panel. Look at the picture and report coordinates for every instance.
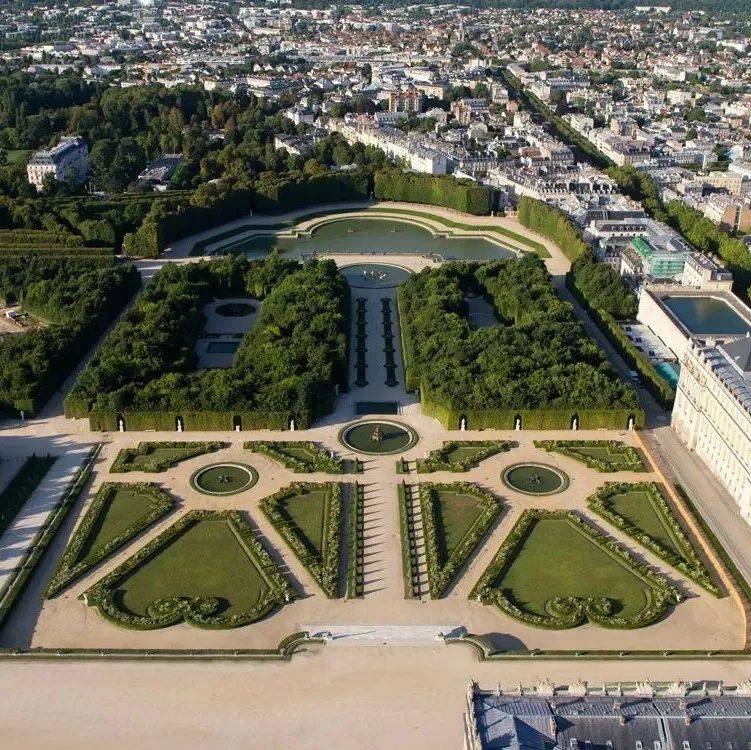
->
[278,489,328,556]
[496,518,650,619]
[435,490,486,564]
[118,519,269,618]
[127,448,198,469]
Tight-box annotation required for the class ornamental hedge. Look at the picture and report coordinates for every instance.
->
[419,483,503,598]
[374,169,492,215]
[534,440,647,473]
[260,482,343,598]
[346,483,365,599]
[398,257,642,429]
[0,455,56,537]
[470,509,681,630]
[416,441,514,473]
[0,256,140,415]
[45,482,175,598]
[587,482,720,596]
[245,441,344,474]
[110,441,227,473]
[66,255,350,430]
[83,510,296,630]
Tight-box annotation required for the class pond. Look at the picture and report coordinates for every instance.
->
[206,340,240,354]
[502,463,569,496]
[190,463,259,495]
[663,295,751,336]
[340,420,418,455]
[341,263,412,288]
[220,217,513,260]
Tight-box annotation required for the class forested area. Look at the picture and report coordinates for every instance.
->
[0,257,140,415]
[398,256,639,429]
[569,250,637,320]
[66,255,349,430]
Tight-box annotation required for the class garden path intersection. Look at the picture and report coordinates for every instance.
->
[3,203,751,748]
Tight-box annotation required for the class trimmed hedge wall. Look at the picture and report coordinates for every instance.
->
[374,169,491,215]
[260,482,343,599]
[346,483,365,599]
[587,481,720,596]
[83,510,296,630]
[469,509,681,630]
[0,455,56,537]
[517,197,588,262]
[45,482,175,598]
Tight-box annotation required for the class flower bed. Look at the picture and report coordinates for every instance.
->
[83,510,295,629]
[470,509,681,629]
[535,440,647,473]
[46,483,175,598]
[245,441,344,474]
[260,482,343,598]
[110,441,227,473]
[587,482,720,596]
[419,482,503,598]
[416,441,514,473]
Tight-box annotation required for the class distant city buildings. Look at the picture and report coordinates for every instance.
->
[26,137,89,191]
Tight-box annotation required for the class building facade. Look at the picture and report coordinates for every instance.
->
[26,136,89,190]
[672,336,751,522]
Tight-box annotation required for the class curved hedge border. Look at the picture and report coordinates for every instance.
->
[110,441,228,473]
[82,510,296,629]
[416,441,514,473]
[420,482,503,598]
[587,482,720,597]
[535,440,647,473]
[260,482,343,598]
[245,441,344,474]
[46,482,175,598]
[469,509,681,630]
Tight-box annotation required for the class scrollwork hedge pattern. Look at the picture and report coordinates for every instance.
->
[534,440,647,473]
[110,441,227,473]
[244,441,344,474]
[416,441,514,473]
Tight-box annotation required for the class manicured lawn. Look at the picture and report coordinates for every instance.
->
[496,518,650,619]
[3,149,30,165]
[127,448,190,468]
[445,446,492,463]
[535,440,647,473]
[574,445,646,470]
[76,487,161,562]
[434,488,487,564]
[111,442,226,473]
[118,518,270,618]
[608,489,685,559]
[277,487,328,556]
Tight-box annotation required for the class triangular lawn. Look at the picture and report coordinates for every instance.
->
[110,441,226,473]
[416,441,513,473]
[419,483,503,597]
[46,482,174,597]
[260,483,343,598]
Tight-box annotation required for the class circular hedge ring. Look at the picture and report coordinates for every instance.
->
[190,463,258,496]
[502,462,569,496]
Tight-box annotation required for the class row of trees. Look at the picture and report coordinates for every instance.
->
[67,256,349,426]
[398,256,638,416]
[516,196,588,261]
[0,257,140,415]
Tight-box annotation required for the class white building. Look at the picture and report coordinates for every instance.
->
[26,136,89,190]
[672,336,751,522]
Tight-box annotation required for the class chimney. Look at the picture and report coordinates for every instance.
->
[684,712,692,725]
[619,714,627,726]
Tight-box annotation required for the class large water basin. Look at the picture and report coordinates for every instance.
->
[663,295,751,336]
[222,217,513,260]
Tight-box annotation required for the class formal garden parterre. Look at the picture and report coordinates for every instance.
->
[470,509,681,630]
[83,509,295,630]
[415,441,515,473]
[535,440,648,473]
[46,482,175,598]
[110,441,227,473]
[259,482,343,598]
[245,441,345,474]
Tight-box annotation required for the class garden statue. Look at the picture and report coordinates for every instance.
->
[371,425,383,442]
[460,416,467,431]
[572,416,579,431]
[176,417,183,432]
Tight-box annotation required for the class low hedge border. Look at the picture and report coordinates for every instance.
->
[416,441,514,473]
[587,482,720,597]
[381,297,398,386]
[46,482,176,598]
[419,483,503,598]
[469,509,681,630]
[346,483,365,599]
[0,445,101,628]
[245,441,345,474]
[260,482,343,598]
[82,510,296,630]
[535,439,647,473]
[109,441,228,473]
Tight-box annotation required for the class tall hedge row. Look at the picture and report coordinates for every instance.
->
[516,196,588,261]
[374,170,491,215]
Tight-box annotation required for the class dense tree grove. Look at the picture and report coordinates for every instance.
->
[517,196,588,261]
[0,257,139,414]
[66,256,349,428]
[570,249,637,319]
[398,256,638,422]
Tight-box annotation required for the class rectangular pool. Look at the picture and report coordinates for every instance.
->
[663,296,751,336]
[206,340,240,354]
